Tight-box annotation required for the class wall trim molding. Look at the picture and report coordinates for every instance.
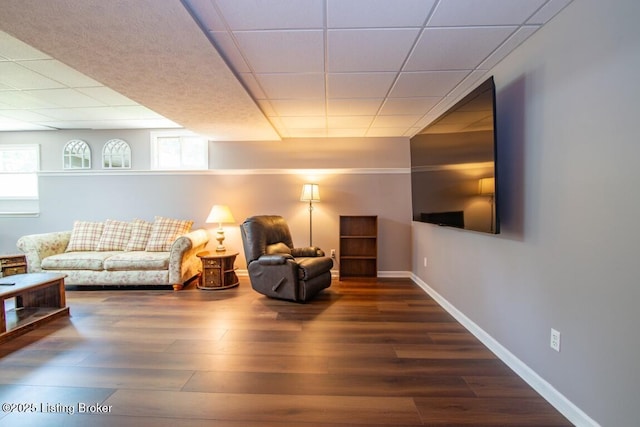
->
[38,167,410,177]
[410,273,600,427]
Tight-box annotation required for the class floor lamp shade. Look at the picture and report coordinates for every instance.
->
[206,205,235,252]
[300,184,320,246]
[300,184,320,202]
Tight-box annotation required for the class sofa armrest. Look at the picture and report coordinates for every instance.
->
[168,229,210,286]
[17,231,71,272]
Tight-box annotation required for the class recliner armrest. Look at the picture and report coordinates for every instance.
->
[258,254,294,265]
[291,247,325,257]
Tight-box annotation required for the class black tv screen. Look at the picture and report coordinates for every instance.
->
[410,76,499,234]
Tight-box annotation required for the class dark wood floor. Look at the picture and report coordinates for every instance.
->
[0,277,572,426]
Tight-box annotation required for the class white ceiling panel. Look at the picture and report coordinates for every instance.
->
[372,115,422,128]
[0,62,65,90]
[328,115,374,128]
[327,98,384,116]
[327,0,435,28]
[0,0,574,138]
[234,30,324,73]
[24,88,105,108]
[327,73,397,98]
[390,71,470,98]
[270,99,326,116]
[215,0,324,30]
[18,60,102,87]
[405,27,517,71]
[256,73,325,99]
[379,97,440,116]
[428,0,547,26]
[327,29,420,72]
[76,87,139,106]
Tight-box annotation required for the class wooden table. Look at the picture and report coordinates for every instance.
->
[197,251,239,290]
[0,273,69,343]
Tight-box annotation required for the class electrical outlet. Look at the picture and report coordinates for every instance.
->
[423,257,427,267]
[330,249,336,259]
[550,328,561,352]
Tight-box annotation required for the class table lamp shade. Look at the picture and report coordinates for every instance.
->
[206,205,235,252]
[206,205,235,225]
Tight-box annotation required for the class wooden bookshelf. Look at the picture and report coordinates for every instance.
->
[339,216,377,279]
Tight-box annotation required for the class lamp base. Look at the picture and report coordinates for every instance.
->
[215,228,226,252]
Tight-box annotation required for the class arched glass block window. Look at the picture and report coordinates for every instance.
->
[63,139,91,169]
[102,138,131,169]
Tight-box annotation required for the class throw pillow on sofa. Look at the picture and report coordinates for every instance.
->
[145,216,193,252]
[66,220,105,252]
[96,219,132,251]
[125,219,153,251]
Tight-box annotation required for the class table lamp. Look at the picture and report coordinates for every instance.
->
[206,204,235,252]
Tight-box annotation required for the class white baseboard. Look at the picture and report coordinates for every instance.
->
[410,273,599,427]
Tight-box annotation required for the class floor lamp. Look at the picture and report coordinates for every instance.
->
[479,177,495,233]
[300,183,320,246]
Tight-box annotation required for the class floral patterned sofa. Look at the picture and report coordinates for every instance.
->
[16,217,209,290]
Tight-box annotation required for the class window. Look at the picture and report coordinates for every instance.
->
[63,139,91,169]
[150,131,208,170]
[103,138,131,169]
[0,144,40,216]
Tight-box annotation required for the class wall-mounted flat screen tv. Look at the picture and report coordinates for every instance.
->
[410,76,499,234]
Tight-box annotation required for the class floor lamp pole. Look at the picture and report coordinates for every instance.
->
[308,200,313,246]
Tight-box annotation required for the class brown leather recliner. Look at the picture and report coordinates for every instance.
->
[240,215,333,302]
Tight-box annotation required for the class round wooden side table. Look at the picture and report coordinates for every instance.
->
[196,251,239,290]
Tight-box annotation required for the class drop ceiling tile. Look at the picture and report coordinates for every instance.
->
[366,127,409,137]
[479,26,540,69]
[327,72,397,98]
[327,28,420,72]
[76,87,138,106]
[371,115,422,128]
[233,30,324,73]
[328,128,367,137]
[209,31,251,73]
[0,31,49,60]
[405,27,517,71]
[279,116,326,129]
[18,60,102,87]
[428,0,547,26]
[0,109,56,122]
[0,91,59,109]
[379,97,440,115]
[25,88,105,108]
[0,117,53,131]
[327,98,383,116]
[288,128,328,137]
[327,0,435,28]
[270,99,326,116]
[527,0,573,24]
[327,115,374,128]
[0,62,65,90]
[390,71,469,97]
[215,0,324,30]
[256,73,325,99]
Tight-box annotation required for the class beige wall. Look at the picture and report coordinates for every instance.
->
[0,131,412,275]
